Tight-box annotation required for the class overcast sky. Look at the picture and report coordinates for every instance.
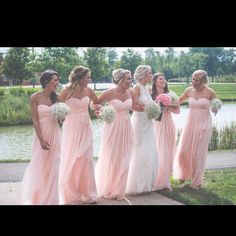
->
[0,47,189,57]
[0,47,234,58]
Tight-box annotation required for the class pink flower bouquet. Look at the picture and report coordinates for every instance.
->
[155,93,172,121]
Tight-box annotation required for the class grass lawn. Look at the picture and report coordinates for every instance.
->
[169,83,236,100]
[158,168,236,205]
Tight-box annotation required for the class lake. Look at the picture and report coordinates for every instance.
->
[0,103,235,160]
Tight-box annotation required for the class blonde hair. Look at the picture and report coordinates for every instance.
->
[192,70,208,84]
[134,65,151,82]
[66,65,90,99]
[112,68,131,85]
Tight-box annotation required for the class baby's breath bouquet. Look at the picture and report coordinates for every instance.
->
[211,98,223,116]
[51,102,70,120]
[144,101,162,121]
[168,91,179,107]
[99,105,116,123]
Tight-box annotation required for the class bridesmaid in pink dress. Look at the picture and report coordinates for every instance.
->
[20,70,61,205]
[58,66,98,204]
[173,70,218,189]
[93,69,133,200]
[151,73,180,192]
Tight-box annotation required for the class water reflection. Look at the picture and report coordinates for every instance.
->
[0,103,235,160]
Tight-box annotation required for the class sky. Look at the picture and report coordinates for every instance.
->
[1,47,235,58]
[0,47,189,57]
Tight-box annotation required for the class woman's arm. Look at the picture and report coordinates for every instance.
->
[58,87,69,102]
[89,88,102,110]
[178,87,190,105]
[131,86,144,112]
[30,94,50,150]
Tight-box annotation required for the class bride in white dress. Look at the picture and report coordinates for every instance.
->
[126,65,158,195]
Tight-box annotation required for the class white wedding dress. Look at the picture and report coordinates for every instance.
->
[126,83,158,194]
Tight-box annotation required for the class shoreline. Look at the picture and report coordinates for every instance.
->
[0,150,235,163]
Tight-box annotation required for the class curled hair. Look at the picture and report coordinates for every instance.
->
[66,65,90,99]
[112,68,131,85]
[192,70,208,84]
[151,73,169,100]
[40,70,59,104]
[134,65,151,82]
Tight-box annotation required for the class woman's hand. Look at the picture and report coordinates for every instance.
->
[94,105,102,118]
[58,118,65,125]
[211,108,218,115]
[40,139,50,150]
[133,103,145,112]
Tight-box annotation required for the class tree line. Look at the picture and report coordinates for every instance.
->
[1,47,236,85]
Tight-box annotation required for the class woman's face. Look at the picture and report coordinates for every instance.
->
[155,75,167,89]
[81,72,92,86]
[145,69,153,83]
[46,75,59,92]
[192,73,203,87]
[120,72,132,89]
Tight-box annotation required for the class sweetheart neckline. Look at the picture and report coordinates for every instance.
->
[68,96,89,101]
[189,97,210,101]
[110,98,132,103]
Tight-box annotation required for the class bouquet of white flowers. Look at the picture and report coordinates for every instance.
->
[168,91,179,107]
[51,102,70,120]
[99,105,116,123]
[144,101,162,121]
[211,98,223,116]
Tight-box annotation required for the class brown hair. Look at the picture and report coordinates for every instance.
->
[151,73,169,100]
[40,70,59,104]
[66,65,90,99]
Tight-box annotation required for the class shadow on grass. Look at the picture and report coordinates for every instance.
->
[158,182,234,205]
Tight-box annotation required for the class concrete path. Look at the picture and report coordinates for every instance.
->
[0,150,235,205]
[0,182,182,205]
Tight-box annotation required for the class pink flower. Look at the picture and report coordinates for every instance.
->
[156,94,172,106]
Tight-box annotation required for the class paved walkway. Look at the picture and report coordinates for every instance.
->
[0,150,235,205]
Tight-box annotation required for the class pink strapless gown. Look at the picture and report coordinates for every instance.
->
[95,98,133,200]
[152,111,177,191]
[20,105,61,205]
[173,97,212,187]
[59,97,97,204]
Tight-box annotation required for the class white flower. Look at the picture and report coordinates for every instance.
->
[51,102,70,120]
[211,98,223,115]
[211,98,222,110]
[168,91,179,106]
[99,105,115,123]
[145,101,162,120]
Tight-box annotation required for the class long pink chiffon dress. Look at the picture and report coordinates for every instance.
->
[173,97,212,187]
[152,108,177,191]
[59,97,97,204]
[20,105,61,205]
[95,98,133,200]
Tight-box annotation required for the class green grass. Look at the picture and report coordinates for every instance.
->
[158,168,236,205]
[169,83,236,100]
[0,159,30,163]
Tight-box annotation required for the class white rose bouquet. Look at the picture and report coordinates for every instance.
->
[144,101,162,121]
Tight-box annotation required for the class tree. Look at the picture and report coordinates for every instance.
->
[144,48,159,72]
[115,48,143,75]
[35,47,84,84]
[83,47,110,88]
[189,47,224,82]
[2,47,33,85]
[107,48,118,73]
